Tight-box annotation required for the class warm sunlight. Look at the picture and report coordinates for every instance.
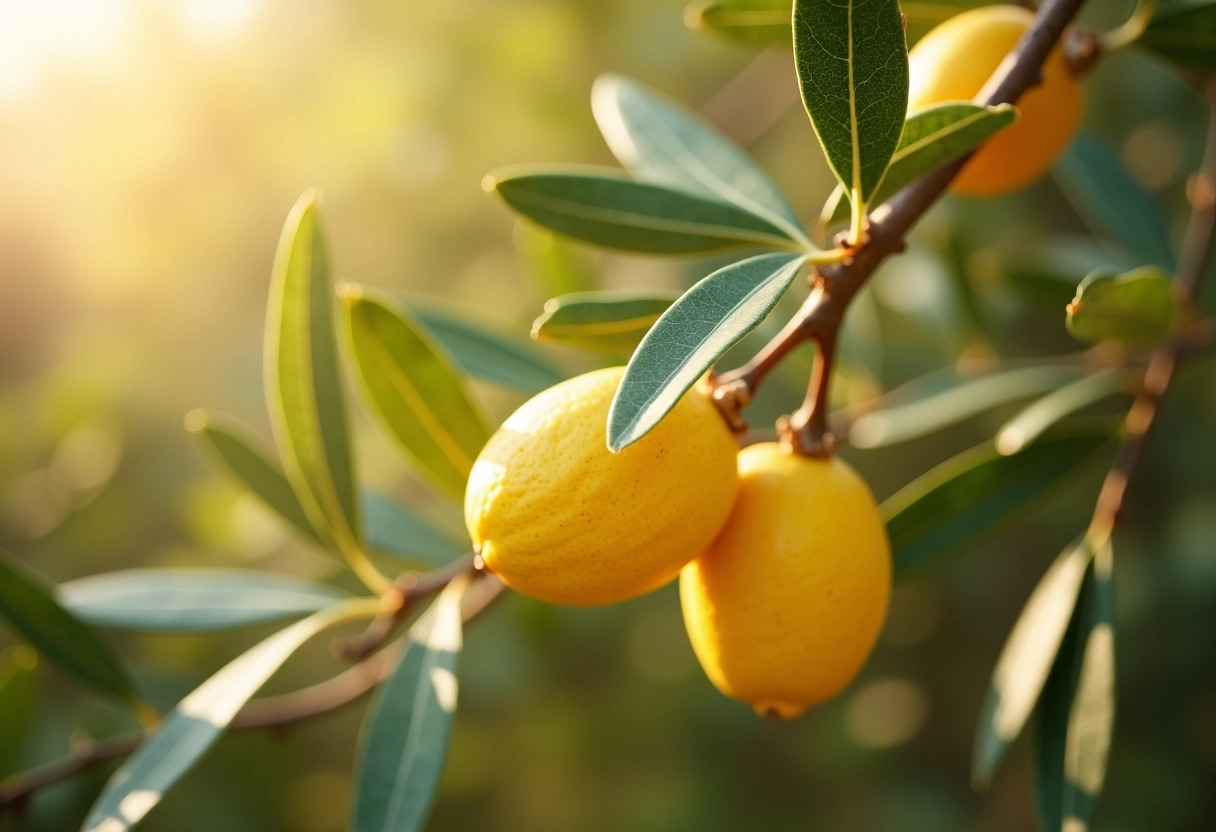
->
[0,0,257,99]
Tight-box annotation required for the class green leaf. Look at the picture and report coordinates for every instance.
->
[1066,266,1177,348]
[264,192,362,554]
[685,0,793,45]
[486,167,800,254]
[882,433,1113,579]
[58,569,350,632]
[793,0,908,217]
[185,409,326,548]
[351,577,468,832]
[996,369,1135,455]
[343,292,493,500]
[592,74,806,240]
[82,598,374,832]
[1036,542,1116,832]
[413,305,567,394]
[0,551,140,708]
[1055,134,1176,270]
[362,492,468,567]
[0,646,40,771]
[972,540,1095,788]
[1140,0,1216,72]
[687,1,975,45]
[848,365,1086,449]
[531,290,679,354]
[607,252,805,451]
[821,102,1019,226]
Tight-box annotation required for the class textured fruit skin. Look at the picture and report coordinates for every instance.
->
[465,366,738,606]
[908,5,1084,198]
[681,443,891,719]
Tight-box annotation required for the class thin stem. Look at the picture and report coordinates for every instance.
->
[785,328,839,456]
[0,574,506,812]
[343,544,396,596]
[1087,83,1216,544]
[336,555,478,661]
[1101,0,1160,53]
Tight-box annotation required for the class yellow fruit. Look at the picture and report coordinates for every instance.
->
[681,443,891,719]
[908,4,1084,198]
[465,366,738,606]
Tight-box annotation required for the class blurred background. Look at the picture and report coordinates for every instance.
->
[1,0,1214,829]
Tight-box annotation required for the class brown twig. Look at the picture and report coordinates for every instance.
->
[1088,82,1216,543]
[0,574,506,813]
[336,555,478,661]
[716,0,1091,456]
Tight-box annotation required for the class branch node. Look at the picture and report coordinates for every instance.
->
[710,379,752,434]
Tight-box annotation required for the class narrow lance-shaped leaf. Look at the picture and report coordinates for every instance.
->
[608,252,805,451]
[82,598,376,832]
[0,646,39,771]
[686,1,972,45]
[996,369,1135,455]
[972,540,1096,788]
[1140,0,1216,73]
[1066,266,1177,349]
[362,492,469,568]
[793,0,908,226]
[414,306,567,394]
[821,102,1019,227]
[882,433,1113,579]
[1055,134,1176,270]
[532,290,679,354]
[0,551,141,708]
[58,569,350,633]
[486,167,801,254]
[344,291,492,499]
[351,576,470,832]
[264,192,362,552]
[185,409,326,548]
[685,0,794,45]
[847,365,1086,449]
[1036,541,1116,832]
[592,74,808,242]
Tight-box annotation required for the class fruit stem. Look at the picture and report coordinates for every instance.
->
[1100,0,1159,54]
[783,327,840,458]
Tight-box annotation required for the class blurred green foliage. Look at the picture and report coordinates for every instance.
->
[1,1,1215,830]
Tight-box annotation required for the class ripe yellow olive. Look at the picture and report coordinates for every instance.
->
[908,4,1084,198]
[465,367,738,606]
[681,443,891,719]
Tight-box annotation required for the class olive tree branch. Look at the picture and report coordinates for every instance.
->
[336,554,479,661]
[0,573,505,813]
[1088,81,1216,544]
[715,0,1090,456]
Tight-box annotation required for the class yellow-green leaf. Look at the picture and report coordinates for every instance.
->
[532,290,679,354]
[972,540,1096,788]
[264,192,362,553]
[1066,266,1177,349]
[0,551,141,708]
[1035,542,1116,832]
[186,409,327,548]
[343,291,492,499]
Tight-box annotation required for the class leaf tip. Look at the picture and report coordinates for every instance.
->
[481,173,501,194]
[683,2,707,30]
[183,409,209,434]
[995,429,1025,456]
[336,281,364,306]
